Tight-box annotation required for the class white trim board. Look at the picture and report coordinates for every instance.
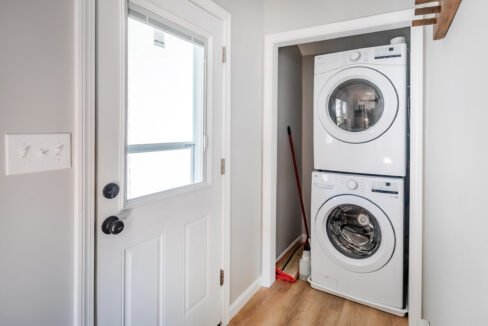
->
[74,0,96,325]
[74,1,232,325]
[408,25,425,326]
[229,277,262,320]
[261,9,425,326]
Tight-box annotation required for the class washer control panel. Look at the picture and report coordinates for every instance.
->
[349,51,361,61]
[313,172,366,193]
[371,181,399,195]
[339,177,366,193]
[346,179,359,190]
[374,45,404,60]
[313,172,402,198]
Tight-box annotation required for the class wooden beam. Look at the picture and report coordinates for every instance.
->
[415,6,441,15]
[412,18,437,27]
[415,0,438,4]
[434,0,462,40]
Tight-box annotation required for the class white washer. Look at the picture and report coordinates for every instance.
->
[314,43,407,176]
[310,171,406,316]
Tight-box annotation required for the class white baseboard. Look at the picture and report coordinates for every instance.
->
[228,277,262,321]
[276,234,307,262]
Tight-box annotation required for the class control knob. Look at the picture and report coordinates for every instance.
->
[350,51,361,61]
[347,179,359,190]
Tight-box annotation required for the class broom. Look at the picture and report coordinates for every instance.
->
[287,126,311,251]
[275,126,311,283]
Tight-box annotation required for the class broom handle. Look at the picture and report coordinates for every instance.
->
[287,126,310,241]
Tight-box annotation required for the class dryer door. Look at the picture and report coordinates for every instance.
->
[317,67,398,143]
[315,195,395,273]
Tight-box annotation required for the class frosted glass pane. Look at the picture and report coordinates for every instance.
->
[127,149,193,199]
[127,17,204,145]
[126,14,206,200]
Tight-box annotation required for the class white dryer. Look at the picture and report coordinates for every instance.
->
[310,171,406,316]
[314,43,407,176]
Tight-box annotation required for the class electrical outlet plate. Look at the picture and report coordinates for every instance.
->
[5,133,72,175]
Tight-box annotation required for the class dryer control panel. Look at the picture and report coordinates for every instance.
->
[315,43,407,75]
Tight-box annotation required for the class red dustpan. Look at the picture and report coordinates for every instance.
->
[276,243,303,283]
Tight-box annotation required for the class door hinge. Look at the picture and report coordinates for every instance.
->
[222,46,227,63]
[220,158,226,175]
[220,269,224,286]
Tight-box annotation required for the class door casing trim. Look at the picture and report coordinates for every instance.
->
[261,9,425,326]
[73,0,232,325]
[74,0,96,325]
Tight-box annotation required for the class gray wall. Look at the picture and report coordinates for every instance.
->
[423,1,488,324]
[212,0,264,304]
[276,46,303,258]
[263,0,411,34]
[0,1,74,326]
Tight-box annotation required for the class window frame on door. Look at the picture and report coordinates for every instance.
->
[124,3,213,206]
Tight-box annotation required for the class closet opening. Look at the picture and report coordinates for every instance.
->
[267,22,420,324]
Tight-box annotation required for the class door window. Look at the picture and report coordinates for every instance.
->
[127,10,206,200]
[328,79,384,132]
[326,204,382,259]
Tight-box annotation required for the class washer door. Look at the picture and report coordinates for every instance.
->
[317,67,398,143]
[315,195,395,273]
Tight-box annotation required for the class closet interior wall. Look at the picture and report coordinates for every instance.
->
[276,46,303,258]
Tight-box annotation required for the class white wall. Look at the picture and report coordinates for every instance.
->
[263,0,411,34]
[423,1,488,324]
[212,0,264,304]
[276,46,303,257]
[0,1,74,326]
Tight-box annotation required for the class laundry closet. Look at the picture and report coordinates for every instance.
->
[275,28,411,318]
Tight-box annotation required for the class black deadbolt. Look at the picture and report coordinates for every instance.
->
[103,183,120,199]
[102,216,125,235]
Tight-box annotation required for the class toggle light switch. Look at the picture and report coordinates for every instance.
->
[5,133,71,175]
[19,145,30,159]
[39,148,49,156]
[54,144,64,156]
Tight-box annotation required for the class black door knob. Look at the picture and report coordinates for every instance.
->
[103,183,120,199]
[102,216,125,235]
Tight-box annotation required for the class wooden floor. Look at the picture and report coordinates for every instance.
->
[229,280,407,326]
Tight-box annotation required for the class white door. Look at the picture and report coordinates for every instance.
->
[97,0,224,325]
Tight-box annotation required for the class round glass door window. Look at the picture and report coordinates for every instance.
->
[326,204,381,259]
[328,79,384,132]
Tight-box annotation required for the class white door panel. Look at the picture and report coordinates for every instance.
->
[96,0,224,325]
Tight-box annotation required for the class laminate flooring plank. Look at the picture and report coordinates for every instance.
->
[229,280,408,326]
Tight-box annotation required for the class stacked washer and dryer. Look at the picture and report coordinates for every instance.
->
[310,42,408,316]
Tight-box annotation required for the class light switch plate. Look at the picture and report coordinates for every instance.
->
[5,133,72,175]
